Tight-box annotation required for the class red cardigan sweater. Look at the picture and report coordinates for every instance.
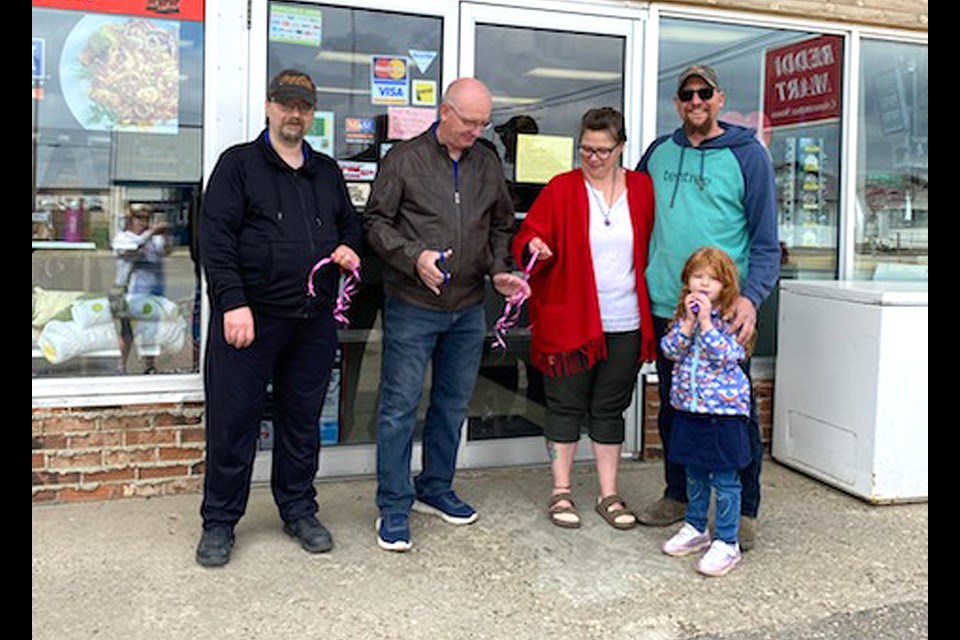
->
[512,169,656,377]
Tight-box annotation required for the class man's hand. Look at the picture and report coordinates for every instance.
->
[331,244,360,271]
[492,272,527,298]
[223,306,255,348]
[723,295,757,346]
[417,249,452,295]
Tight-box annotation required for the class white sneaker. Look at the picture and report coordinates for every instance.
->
[696,539,742,576]
[662,523,711,557]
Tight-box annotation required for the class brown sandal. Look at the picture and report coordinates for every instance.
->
[595,494,638,530]
[548,492,581,529]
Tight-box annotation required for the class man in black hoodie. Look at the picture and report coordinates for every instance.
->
[196,70,362,567]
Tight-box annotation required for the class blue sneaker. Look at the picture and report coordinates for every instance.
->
[376,513,412,552]
[413,491,478,525]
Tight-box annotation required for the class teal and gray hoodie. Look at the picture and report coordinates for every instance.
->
[636,122,780,319]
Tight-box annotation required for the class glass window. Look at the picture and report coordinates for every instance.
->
[267,1,442,165]
[855,39,927,280]
[264,1,443,447]
[32,5,204,378]
[476,24,625,213]
[656,18,845,355]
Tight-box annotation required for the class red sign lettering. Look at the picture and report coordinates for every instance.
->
[764,35,843,128]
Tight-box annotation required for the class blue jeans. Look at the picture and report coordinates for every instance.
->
[685,466,741,544]
[653,316,763,517]
[375,296,486,516]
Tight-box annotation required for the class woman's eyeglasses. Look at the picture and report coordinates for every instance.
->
[677,87,715,102]
[578,145,618,160]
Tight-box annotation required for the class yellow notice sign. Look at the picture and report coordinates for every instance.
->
[515,134,573,184]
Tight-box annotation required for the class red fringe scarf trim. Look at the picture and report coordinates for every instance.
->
[532,336,608,378]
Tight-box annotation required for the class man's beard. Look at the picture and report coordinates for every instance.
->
[684,117,715,138]
[277,119,305,144]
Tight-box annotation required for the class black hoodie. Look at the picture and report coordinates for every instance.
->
[199,130,363,318]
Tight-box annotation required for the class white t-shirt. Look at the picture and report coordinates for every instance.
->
[586,180,640,332]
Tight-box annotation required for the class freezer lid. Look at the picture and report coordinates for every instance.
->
[780,279,928,306]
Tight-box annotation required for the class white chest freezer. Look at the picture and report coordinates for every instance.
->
[772,280,927,503]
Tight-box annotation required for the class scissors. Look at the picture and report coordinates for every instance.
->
[435,250,451,286]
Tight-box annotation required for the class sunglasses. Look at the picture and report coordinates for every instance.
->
[677,87,715,102]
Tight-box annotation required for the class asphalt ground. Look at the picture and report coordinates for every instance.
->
[32,457,928,640]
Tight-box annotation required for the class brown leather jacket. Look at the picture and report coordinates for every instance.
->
[364,126,516,311]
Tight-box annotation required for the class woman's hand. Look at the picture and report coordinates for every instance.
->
[527,237,553,261]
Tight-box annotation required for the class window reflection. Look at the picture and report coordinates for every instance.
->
[32,7,203,378]
[855,40,927,280]
[476,24,625,213]
[472,24,626,440]
[265,2,444,447]
[657,19,843,281]
[656,19,846,356]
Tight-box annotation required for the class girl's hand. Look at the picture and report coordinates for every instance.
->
[693,292,712,319]
[686,292,712,327]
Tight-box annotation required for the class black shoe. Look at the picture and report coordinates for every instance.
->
[283,515,334,553]
[196,525,234,567]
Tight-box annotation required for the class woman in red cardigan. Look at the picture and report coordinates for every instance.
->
[512,107,656,530]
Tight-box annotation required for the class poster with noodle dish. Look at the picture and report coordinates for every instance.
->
[59,14,180,134]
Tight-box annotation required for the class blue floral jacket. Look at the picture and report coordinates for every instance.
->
[661,312,751,417]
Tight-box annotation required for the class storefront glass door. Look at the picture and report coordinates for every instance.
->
[458,3,642,468]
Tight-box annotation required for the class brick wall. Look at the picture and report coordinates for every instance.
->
[32,402,206,504]
[32,378,776,503]
[640,377,774,460]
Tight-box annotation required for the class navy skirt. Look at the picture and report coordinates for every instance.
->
[668,410,751,471]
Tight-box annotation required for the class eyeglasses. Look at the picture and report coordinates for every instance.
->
[272,100,315,115]
[578,145,619,160]
[677,87,715,102]
[446,101,492,131]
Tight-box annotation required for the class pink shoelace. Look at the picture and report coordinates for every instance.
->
[306,257,361,327]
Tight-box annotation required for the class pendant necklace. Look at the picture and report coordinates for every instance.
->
[588,172,618,227]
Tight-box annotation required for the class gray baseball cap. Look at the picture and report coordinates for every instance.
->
[677,65,721,91]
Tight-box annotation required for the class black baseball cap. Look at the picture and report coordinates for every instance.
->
[268,69,317,107]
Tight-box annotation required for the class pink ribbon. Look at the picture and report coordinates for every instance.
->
[306,257,361,327]
[492,250,539,350]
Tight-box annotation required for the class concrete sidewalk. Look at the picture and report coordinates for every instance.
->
[32,458,927,640]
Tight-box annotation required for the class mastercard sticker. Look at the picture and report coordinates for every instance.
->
[370,55,409,105]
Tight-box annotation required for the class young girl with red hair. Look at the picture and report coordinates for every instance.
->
[659,246,754,576]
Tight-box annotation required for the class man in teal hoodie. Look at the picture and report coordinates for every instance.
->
[635,65,780,550]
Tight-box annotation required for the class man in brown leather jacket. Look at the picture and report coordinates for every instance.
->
[364,77,525,552]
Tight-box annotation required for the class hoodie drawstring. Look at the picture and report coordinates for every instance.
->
[669,146,686,208]
[669,146,709,208]
[697,149,707,190]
